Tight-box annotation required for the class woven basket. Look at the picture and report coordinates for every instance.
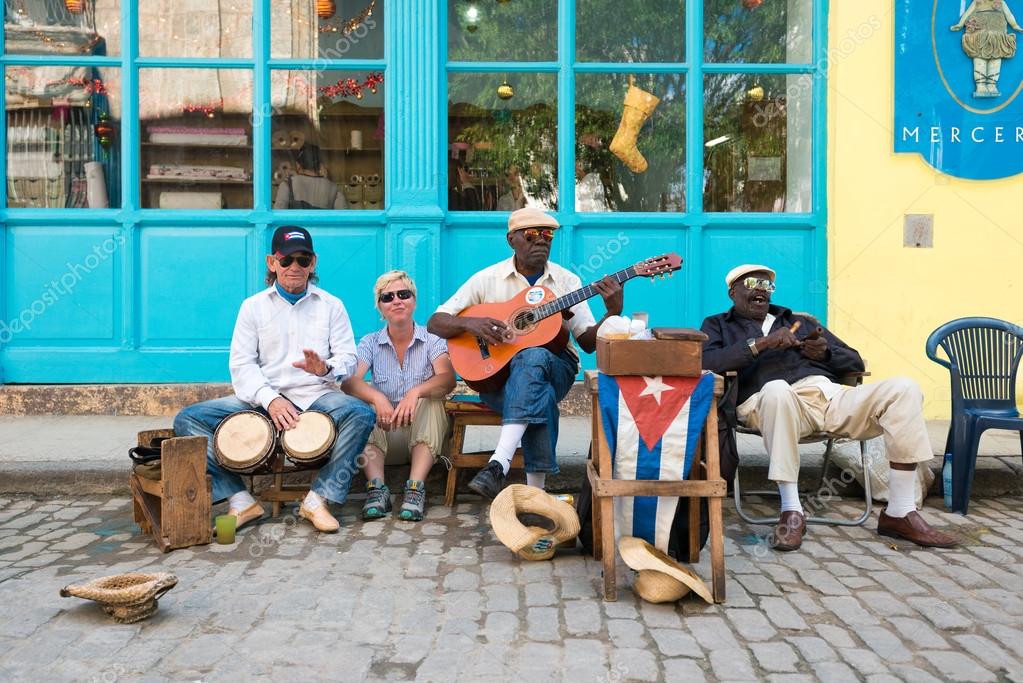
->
[60,572,177,624]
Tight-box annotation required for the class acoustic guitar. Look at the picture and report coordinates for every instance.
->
[449,253,682,393]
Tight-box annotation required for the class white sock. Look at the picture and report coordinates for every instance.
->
[490,423,527,475]
[885,467,917,518]
[777,482,803,514]
[526,472,546,489]
[303,490,326,510]
[228,490,256,511]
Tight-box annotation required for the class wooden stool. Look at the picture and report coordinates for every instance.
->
[586,371,727,603]
[130,429,212,553]
[255,454,319,517]
[443,398,524,506]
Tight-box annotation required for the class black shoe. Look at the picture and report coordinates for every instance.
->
[468,460,506,500]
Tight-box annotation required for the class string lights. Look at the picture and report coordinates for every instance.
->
[318,72,384,100]
[319,0,376,34]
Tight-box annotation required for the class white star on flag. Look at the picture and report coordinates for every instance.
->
[638,375,675,405]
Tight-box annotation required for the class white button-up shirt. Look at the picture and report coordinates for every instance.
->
[435,256,597,359]
[229,284,358,411]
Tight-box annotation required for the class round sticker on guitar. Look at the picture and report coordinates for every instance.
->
[525,287,545,305]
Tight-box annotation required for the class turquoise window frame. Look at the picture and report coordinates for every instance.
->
[0,2,391,384]
[0,2,388,225]
[444,0,831,320]
[0,1,827,384]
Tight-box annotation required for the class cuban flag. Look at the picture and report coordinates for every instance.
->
[598,372,715,552]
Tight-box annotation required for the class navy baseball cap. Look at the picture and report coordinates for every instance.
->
[272,226,315,256]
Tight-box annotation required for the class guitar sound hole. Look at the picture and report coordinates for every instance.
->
[513,310,536,332]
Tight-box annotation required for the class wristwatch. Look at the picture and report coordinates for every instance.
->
[746,338,760,357]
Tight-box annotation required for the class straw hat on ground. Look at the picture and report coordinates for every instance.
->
[60,572,178,623]
[618,536,712,604]
[490,485,580,561]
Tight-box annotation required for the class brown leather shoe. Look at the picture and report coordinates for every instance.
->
[771,511,806,551]
[877,510,959,548]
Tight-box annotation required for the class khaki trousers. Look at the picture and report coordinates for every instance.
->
[367,397,449,460]
[737,376,932,483]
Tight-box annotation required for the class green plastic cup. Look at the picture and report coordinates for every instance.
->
[215,514,237,544]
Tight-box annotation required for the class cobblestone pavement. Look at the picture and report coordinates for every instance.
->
[0,495,1021,682]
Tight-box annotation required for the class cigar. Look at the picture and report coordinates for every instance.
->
[789,321,801,334]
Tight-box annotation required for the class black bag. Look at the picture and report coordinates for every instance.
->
[286,176,317,210]
[576,389,739,563]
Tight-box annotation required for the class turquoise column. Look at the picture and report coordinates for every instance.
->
[385,0,445,317]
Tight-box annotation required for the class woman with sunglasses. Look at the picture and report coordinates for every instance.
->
[342,271,455,521]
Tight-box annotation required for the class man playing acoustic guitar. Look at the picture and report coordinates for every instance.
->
[427,208,624,499]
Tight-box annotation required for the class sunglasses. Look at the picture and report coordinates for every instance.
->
[277,254,313,268]
[378,289,414,303]
[742,277,776,293]
[516,227,555,242]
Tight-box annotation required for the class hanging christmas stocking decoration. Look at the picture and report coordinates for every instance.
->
[609,77,661,174]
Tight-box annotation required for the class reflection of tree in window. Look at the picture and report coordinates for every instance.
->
[704,0,810,63]
[448,73,559,211]
[576,0,686,63]
[576,73,686,213]
[447,0,557,62]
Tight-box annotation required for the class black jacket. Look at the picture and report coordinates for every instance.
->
[700,305,865,406]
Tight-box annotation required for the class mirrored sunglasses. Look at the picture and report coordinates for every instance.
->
[379,289,414,303]
[277,254,313,268]
[518,227,555,242]
[742,276,776,293]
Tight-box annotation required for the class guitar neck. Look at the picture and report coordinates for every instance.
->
[532,266,638,321]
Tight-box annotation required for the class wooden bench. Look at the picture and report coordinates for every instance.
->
[130,429,212,553]
[443,398,524,506]
[586,371,727,603]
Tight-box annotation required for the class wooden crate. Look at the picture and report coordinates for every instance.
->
[130,429,212,553]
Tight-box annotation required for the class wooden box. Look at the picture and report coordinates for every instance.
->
[596,328,707,377]
[130,429,212,553]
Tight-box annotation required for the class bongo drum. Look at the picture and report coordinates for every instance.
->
[281,410,336,468]
[213,411,276,473]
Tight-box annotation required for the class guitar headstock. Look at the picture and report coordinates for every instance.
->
[635,253,683,279]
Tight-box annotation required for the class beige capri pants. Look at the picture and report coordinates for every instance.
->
[737,375,933,483]
[366,397,449,460]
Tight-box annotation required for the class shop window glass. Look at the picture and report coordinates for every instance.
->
[704,0,812,64]
[447,0,557,62]
[576,0,685,64]
[271,0,383,60]
[575,73,686,213]
[4,0,119,56]
[703,73,812,212]
[138,68,253,209]
[448,72,558,212]
[270,69,385,210]
[5,65,121,209]
[139,0,252,58]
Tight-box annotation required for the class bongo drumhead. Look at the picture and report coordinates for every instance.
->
[213,411,275,473]
[281,410,336,464]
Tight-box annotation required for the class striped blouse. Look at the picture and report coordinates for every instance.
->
[356,323,449,405]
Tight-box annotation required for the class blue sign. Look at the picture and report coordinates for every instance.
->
[895,0,1023,179]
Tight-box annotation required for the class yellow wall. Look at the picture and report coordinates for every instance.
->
[828,2,1023,418]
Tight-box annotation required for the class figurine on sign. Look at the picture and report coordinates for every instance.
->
[951,0,1023,98]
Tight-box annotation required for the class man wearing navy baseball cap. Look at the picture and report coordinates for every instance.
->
[174,225,375,534]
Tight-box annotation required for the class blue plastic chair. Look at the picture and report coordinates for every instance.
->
[925,317,1023,514]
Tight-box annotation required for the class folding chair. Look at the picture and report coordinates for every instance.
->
[730,372,874,527]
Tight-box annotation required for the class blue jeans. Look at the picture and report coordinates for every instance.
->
[479,347,577,474]
[173,392,375,504]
